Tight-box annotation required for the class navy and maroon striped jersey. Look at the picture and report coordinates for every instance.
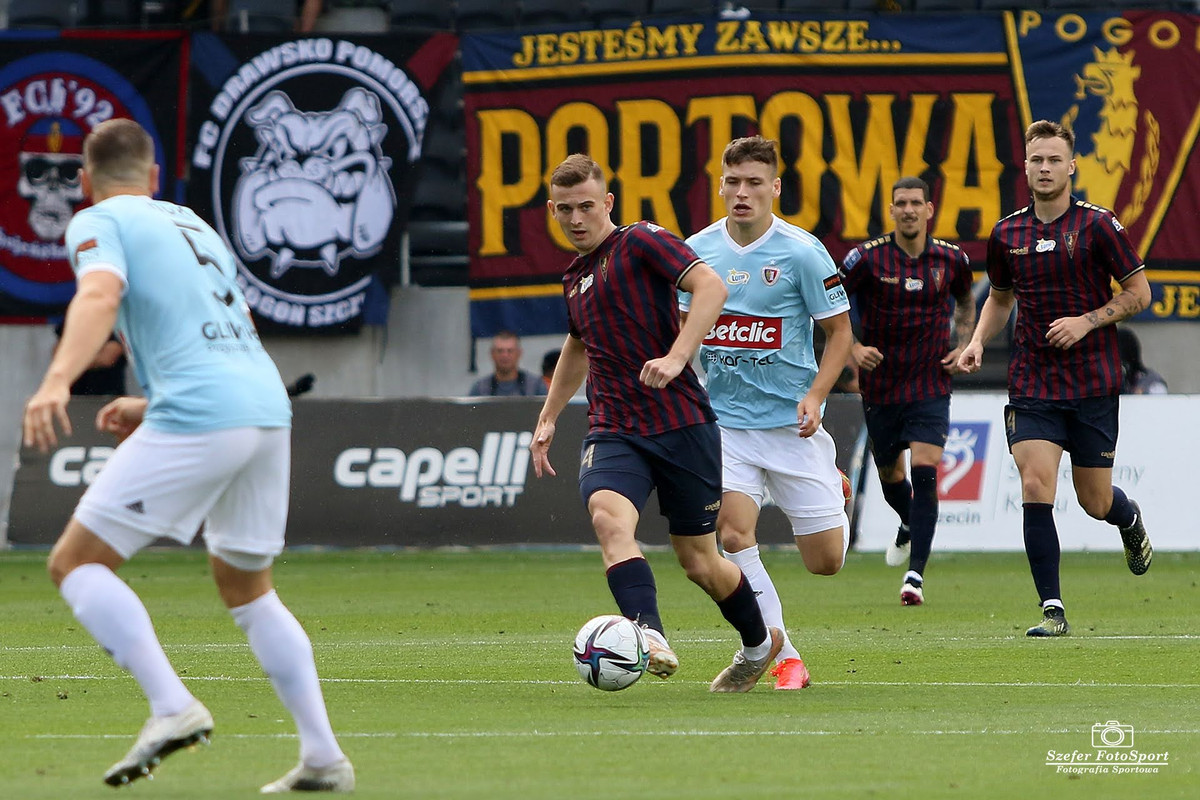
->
[840,233,973,404]
[987,198,1144,400]
[563,222,716,435]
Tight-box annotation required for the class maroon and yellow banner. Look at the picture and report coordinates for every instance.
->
[463,10,1200,334]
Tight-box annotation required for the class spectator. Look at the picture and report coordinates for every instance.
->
[541,348,560,389]
[1117,327,1167,395]
[468,331,547,397]
[298,0,390,33]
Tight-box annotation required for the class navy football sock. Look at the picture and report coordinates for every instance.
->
[908,466,939,576]
[1023,503,1061,605]
[1104,486,1137,528]
[605,557,662,634]
[881,478,913,528]
[716,574,769,647]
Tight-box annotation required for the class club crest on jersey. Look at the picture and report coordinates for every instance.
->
[599,255,608,281]
[191,39,430,328]
[931,267,945,290]
[579,273,594,294]
[904,277,924,292]
[726,269,749,285]
[1064,231,1078,258]
[1036,238,1056,253]
[761,264,780,286]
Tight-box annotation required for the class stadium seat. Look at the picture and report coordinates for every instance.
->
[388,0,454,30]
[226,0,295,32]
[78,0,140,26]
[6,0,81,27]
[520,0,589,27]
[649,0,717,18]
[781,0,849,12]
[454,0,519,31]
[912,0,979,11]
[724,0,783,14]
[420,124,466,183]
[586,0,650,27]
[846,0,913,11]
[410,176,467,221]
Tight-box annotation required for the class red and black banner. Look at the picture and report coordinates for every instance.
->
[187,32,458,332]
[0,31,186,322]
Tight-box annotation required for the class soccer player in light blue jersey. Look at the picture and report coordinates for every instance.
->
[681,136,853,689]
[22,119,353,792]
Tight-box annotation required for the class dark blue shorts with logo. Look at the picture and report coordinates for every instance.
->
[1003,395,1119,468]
[864,396,951,467]
[578,422,721,536]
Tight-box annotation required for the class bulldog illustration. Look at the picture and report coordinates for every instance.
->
[233,87,396,278]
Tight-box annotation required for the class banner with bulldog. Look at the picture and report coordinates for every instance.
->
[188,33,458,332]
[462,9,1200,336]
[0,31,185,322]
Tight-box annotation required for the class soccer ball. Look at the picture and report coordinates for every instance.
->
[572,614,648,691]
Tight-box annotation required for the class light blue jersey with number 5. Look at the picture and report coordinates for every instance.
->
[65,195,291,433]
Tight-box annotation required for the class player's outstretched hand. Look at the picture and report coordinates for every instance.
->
[957,341,983,373]
[530,419,557,478]
[23,382,72,453]
[639,354,686,389]
[96,396,148,444]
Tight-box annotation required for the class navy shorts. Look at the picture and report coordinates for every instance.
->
[1004,396,1119,468]
[864,396,951,468]
[578,423,721,536]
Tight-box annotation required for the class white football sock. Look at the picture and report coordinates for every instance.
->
[724,545,800,662]
[231,590,344,768]
[59,563,194,717]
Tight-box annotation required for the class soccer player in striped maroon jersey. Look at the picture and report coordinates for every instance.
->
[958,120,1154,637]
[840,177,975,607]
[530,154,783,692]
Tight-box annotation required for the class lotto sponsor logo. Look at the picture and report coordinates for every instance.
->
[334,431,533,508]
[704,314,782,349]
[938,422,989,502]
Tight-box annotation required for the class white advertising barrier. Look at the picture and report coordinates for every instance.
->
[855,393,1200,553]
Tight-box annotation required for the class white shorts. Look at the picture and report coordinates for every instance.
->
[721,424,845,536]
[74,425,290,564]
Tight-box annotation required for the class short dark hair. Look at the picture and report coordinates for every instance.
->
[1025,120,1074,152]
[722,136,778,172]
[550,154,605,190]
[541,349,560,378]
[892,176,930,202]
[83,118,154,189]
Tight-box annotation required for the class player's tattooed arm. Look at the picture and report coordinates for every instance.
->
[1085,275,1150,329]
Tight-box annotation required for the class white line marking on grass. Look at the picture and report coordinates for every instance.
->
[30,728,1200,741]
[6,675,1200,689]
[7,633,1200,655]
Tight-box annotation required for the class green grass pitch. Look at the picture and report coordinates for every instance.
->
[1,548,1196,799]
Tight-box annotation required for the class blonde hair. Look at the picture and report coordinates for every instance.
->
[83,118,155,190]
